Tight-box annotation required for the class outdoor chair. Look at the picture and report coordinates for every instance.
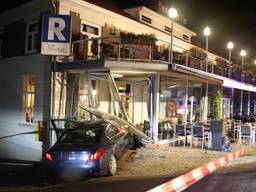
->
[238,124,254,146]
[233,120,242,138]
[173,124,186,147]
[190,125,206,150]
[227,120,241,139]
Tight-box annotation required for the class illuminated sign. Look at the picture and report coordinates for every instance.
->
[41,14,72,56]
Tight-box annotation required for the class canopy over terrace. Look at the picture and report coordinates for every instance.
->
[54,60,223,142]
[176,65,256,92]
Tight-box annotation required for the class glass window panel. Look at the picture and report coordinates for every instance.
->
[28,35,32,51]
[24,77,35,123]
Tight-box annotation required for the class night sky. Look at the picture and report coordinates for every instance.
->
[2,0,256,64]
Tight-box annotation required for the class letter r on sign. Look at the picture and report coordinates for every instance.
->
[48,18,66,41]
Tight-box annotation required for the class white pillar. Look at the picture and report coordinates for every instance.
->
[184,79,188,125]
[248,92,251,116]
[202,82,208,122]
[152,73,160,143]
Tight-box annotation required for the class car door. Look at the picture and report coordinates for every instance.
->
[105,124,126,159]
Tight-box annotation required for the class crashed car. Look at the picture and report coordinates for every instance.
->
[45,107,153,178]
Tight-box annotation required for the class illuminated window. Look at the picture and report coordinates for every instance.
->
[23,77,35,123]
[25,22,38,53]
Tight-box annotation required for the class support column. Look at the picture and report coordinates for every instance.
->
[190,96,194,123]
[230,88,234,119]
[240,90,243,116]
[184,79,188,125]
[152,73,160,143]
[248,91,251,116]
[202,82,209,122]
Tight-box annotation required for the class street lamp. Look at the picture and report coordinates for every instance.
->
[204,26,211,72]
[239,49,246,117]
[227,42,234,78]
[240,49,246,80]
[168,7,178,65]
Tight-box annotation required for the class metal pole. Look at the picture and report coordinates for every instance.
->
[205,82,209,122]
[170,19,174,64]
[231,88,234,119]
[228,49,233,119]
[241,57,244,81]
[184,79,188,125]
[168,44,171,63]
[190,96,194,124]
[240,90,243,116]
[240,57,244,117]
[185,51,189,67]
[228,50,232,61]
[248,92,251,116]
[206,36,208,72]
[153,73,160,143]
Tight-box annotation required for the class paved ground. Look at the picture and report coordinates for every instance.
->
[0,149,255,192]
[0,162,176,192]
[185,160,256,192]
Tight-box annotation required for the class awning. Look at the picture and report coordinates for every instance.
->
[176,65,256,92]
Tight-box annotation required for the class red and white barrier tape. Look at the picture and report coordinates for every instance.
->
[147,147,250,192]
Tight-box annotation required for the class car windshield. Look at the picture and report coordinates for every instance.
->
[59,123,105,144]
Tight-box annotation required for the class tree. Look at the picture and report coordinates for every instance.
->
[213,89,222,121]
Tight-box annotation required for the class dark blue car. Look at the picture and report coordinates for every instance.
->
[46,119,134,178]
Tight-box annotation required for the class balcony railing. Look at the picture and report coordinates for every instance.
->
[66,35,255,85]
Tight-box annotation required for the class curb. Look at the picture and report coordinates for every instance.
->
[147,147,250,192]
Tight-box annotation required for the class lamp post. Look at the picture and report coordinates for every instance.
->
[227,42,234,61]
[239,49,246,117]
[168,7,178,65]
[240,49,246,81]
[204,26,211,72]
[227,42,234,118]
[227,42,234,78]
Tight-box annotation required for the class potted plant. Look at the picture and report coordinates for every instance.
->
[211,89,226,151]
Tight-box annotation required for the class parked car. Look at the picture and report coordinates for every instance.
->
[46,107,153,179]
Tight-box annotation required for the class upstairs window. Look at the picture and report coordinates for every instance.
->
[183,34,189,41]
[25,22,38,53]
[141,15,152,24]
[164,26,172,33]
[23,76,35,123]
[82,24,99,36]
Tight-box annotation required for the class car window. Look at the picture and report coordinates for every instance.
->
[59,127,103,144]
[105,124,120,139]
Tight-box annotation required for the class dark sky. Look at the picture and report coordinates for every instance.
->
[2,0,256,64]
[170,0,256,64]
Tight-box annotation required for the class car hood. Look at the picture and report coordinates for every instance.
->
[80,106,154,144]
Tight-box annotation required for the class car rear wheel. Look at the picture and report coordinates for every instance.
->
[108,154,117,176]
[102,154,117,176]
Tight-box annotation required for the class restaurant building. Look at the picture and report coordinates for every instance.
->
[0,0,255,161]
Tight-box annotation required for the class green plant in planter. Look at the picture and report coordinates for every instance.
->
[213,89,222,121]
